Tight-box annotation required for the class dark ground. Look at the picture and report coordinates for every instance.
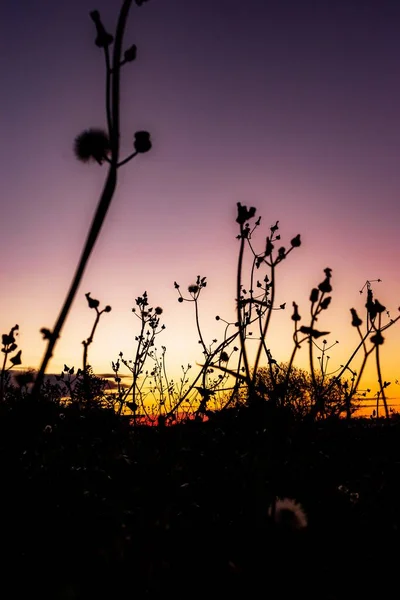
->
[1,399,399,599]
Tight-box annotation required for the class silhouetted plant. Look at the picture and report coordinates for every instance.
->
[113,292,165,420]
[32,0,152,397]
[82,292,112,400]
[253,363,363,420]
[54,363,112,410]
[168,203,400,423]
[0,324,22,402]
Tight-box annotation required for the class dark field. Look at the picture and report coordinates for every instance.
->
[1,399,399,599]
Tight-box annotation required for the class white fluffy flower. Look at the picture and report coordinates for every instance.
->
[268,497,307,530]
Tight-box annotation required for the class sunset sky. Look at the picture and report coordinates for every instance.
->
[1,0,400,402]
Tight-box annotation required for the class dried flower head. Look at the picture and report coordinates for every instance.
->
[370,331,384,345]
[74,129,110,164]
[350,308,362,327]
[268,497,307,530]
[89,10,114,48]
[154,306,163,315]
[291,302,301,322]
[188,284,199,294]
[85,293,100,309]
[290,234,301,247]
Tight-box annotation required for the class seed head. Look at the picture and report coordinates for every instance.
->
[74,129,110,164]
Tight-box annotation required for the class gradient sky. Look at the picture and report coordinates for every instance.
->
[1,0,400,400]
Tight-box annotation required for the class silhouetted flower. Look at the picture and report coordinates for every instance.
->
[124,44,137,62]
[374,299,386,314]
[220,351,229,362]
[134,131,152,153]
[2,325,18,348]
[236,202,256,225]
[154,307,163,315]
[104,305,112,313]
[89,10,114,48]
[370,331,384,345]
[265,237,274,256]
[85,293,100,309]
[320,297,331,310]
[350,308,362,327]
[268,498,307,530]
[290,234,301,247]
[291,302,301,321]
[318,268,332,293]
[188,284,199,294]
[74,129,110,164]
[272,222,280,235]
[310,288,319,303]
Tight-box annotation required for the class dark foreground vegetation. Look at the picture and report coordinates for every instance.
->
[2,394,400,599]
[2,3,399,598]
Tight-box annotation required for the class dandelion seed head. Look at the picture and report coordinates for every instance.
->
[268,497,307,530]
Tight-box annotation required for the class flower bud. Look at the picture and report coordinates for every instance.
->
[89,10,114,48]
[290,234,301,247]
[124,44,137,62]
[350,308,362,327]
[134,131,152,153]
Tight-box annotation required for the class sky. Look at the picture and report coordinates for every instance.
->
[1,0,400,402]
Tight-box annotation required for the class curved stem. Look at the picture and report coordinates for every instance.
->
[32,166,118,397]
[32,1,134,396]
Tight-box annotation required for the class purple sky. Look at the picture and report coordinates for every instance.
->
[1,0,400,395]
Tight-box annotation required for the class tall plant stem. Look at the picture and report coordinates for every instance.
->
[236,227,252,388]
[252,263,275,385]
[32,1,133,396]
